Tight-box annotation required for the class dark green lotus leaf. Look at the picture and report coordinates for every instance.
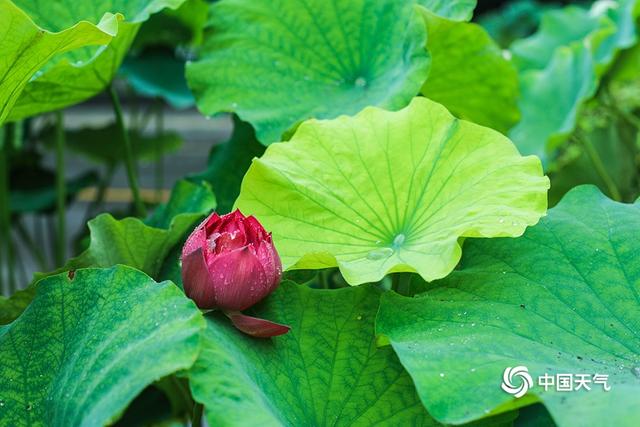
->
[377,186,640,427]
[187,0,430,144]
[479,0,560,48]
[188,116,265,213]
[188,281,437,426]
[419,8,519,132]
[133,0,208,49]
[120,52,194,109]
[7,0,187,121]
[0,266,204,427]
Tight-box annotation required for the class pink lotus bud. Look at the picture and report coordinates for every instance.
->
[181,210,288,337]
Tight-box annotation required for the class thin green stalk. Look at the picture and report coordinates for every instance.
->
[0,125,15,294]
[391,272,412,296]
[108,84,147,217]
[85,163,116,222]
[576,135,622,201]
[0,127,5,294]
[154,100,164,203]
[192,403,203,427]
[55,111,66,266]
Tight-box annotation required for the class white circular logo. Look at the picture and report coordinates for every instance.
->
[501,366,533,398]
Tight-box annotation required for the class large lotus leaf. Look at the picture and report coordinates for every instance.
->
[188,281,436,426]
[376,186,640,427]
[0,266,204,427]
[188,116,265,214]
[0,0,118,125]
[235,97,549,285]
[186,0,430,144]
[7,0,187,121]
[509,0,640,161]
[416,0,476,21]
[419,8,519,133]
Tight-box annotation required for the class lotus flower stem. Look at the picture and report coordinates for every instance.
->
[192,402,203,427]
[54,111,66,266]
[391,272,412,296]
[0,126,6,294]
[108,84,147,217]
[574,133,622,202]
[154,99,164,203]
[0,125,15,294]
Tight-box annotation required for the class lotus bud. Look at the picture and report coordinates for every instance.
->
[181,210,289,337]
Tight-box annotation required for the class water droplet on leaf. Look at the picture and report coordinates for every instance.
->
[366,248,394,260]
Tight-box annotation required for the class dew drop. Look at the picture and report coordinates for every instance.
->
[26,403,33,411]
[439,373,445,378]
[470,368,476,373]
[498,218,505,224]
[632,367,640,378]
[356,315,362,320]
[231,102,238,109]
[366,248,394,260]
[0,400,4,407]
[392,234,406,247]
[354,77,367,87]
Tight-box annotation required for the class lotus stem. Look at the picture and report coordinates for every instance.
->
[55,111,66,266]
[192,402,203,427]
[575,134,622,202]
[391,272,412,296]
[155,99,164,203]
[108,84,147,217]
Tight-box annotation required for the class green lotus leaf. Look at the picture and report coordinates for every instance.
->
[0,266,204,426]
[417,0,476,21]
[419,8,519,132]
[188,282,436,426]
[510,44,597,160]
[509,0,640,161]
[0,0,118,125]
[189,116,265,214]
[120,52,194,109]
[235,97,549,285]
[133,0,208,49]
[7,0,187,122]
[186,0,430,144]
[377,186,640,426]
[510,6,605,71]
